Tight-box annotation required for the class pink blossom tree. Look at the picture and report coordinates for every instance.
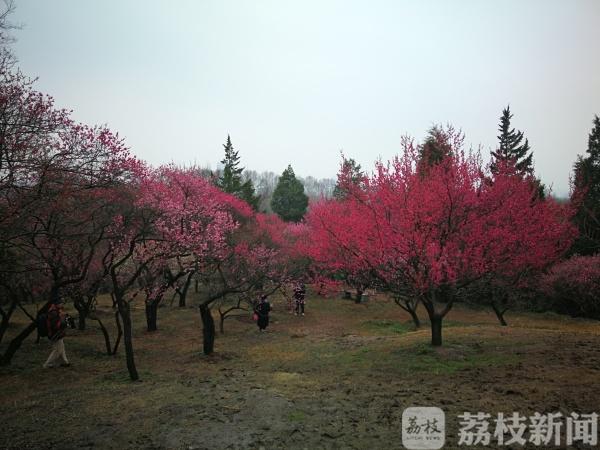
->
[0,65,139,364]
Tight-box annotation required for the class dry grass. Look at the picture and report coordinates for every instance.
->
[1,291,599,449]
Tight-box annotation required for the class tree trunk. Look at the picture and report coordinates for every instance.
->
[120,304,138,380]
[112,309,122,355]
[199,303,215,355]
[114,295,138,380]
[178,272,193,307]
[0,298,18,345]
[73,297,88,330]
[93,316,112,355]
[219,311,225,334]
[430,314,443,347]
[78,313,86,331]
[491,302,508,326]
[0,321,37,366]
[355,288,363,304]
[1,301,50,366]
[423,287,454,346]
[408,307,421,328]
[394,297,421,328]
[145,301,158,332]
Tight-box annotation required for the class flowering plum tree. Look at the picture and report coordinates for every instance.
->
[304,197,378,304]
[307,130,575,345]
[100,166,241,378]
[0,65,139,364]
[194,210,303,354]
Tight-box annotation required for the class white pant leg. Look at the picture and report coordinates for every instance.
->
[56,338,68,365]
[43,339,68,368]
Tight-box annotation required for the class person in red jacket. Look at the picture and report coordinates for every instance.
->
[43,300,70,368]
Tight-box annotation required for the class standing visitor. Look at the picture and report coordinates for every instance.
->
[294,282,306,316]
[255,295,271,332]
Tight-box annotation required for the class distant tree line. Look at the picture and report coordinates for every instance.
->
[208,135,335,220]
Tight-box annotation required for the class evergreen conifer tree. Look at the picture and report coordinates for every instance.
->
[572,115,600,255]
[491,106,534,175]
[271,165,309,222]
[490,106,545,198]
[216,135,260,210]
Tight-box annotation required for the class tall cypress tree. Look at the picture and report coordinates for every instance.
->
[490,106,534,175]
[216,135,260,210]
[572,115,600,255]
[271,165,308,222]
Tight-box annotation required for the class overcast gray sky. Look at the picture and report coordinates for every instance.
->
[11,0,600,196]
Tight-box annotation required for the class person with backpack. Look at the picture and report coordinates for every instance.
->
[42,300,70,368]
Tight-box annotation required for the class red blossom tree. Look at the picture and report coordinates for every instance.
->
[306,132,575,345]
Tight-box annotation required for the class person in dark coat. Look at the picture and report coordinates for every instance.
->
[293,282,306,316]
[255,295,271,331]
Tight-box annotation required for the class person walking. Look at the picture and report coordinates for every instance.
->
[255,295,271,332]
[43,300,70,368]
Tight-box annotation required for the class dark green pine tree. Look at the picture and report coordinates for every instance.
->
[217,135,243,193]
[490,106,545,198]
[490,106,534,175]
[418,125,453,171]
[333,157,363,200]
[271,165,309,222]
[571,115,600,255]
[239,178,260,210]
[416,125,456,179]
[216,135,260,210]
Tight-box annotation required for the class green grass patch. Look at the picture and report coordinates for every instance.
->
[363,319,416,335]
[288,410,307,422]
[363,318,477,336]
[294,338,520,378]
[386,341,520,375]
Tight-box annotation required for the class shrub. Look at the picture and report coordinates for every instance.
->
[539,255,600,319]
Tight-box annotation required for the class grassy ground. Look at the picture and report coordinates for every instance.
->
[1,290,599,449]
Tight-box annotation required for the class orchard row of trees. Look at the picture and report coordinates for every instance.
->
[0,41,310,379]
